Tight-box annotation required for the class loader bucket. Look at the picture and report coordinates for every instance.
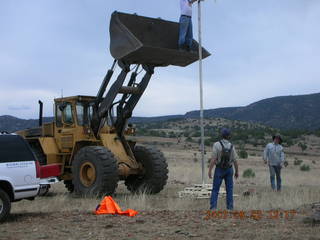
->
[109,11,211,67]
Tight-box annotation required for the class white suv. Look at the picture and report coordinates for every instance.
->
[0,133,58,222]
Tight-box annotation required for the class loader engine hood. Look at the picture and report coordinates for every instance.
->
[109,11,210,67]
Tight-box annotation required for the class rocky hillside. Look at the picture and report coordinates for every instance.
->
[133,92,320,130]
[0,115,53,133]
[186,93,320,130]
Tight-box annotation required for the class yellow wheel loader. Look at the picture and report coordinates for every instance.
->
[17,12,210,196]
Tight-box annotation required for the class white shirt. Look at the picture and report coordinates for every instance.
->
[263,143,285,166]
[180,0,192,17]
[212,139,238,165]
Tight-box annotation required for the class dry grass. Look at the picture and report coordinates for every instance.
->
[3,144,320,240]
[12,193,97,214]
[235,186,320,210]
[11,148,320,215]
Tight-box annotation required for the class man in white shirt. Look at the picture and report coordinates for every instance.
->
[179,0,198,51]
[263,134,285,191]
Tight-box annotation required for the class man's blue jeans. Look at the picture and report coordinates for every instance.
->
[178,15,193,49]
[269,165,282,191]
[210,167,234,210]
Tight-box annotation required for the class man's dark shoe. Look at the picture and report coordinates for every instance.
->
[178,44,189,52]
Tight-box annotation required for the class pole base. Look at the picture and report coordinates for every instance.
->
[178,184,225,199]
[178,184,239,199]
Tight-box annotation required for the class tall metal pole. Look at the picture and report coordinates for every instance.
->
[197,0,205,186]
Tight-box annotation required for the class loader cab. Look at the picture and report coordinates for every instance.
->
[54,96,97,151]
[54,96,96,128]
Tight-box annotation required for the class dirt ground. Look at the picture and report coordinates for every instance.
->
[1,208,320,240]
[1,146,320,240]
[1,199,320,240]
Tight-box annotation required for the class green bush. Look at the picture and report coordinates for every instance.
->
[192,132,201,137]
[238,149,248,159]
[193,155,198,162]
[300,164,310,171]
[204,139,212,146]
[294,159,303,166]
[183,131,190,137]
[282,129,308,139]
[186,136,193,142]
[168,131,177,138]
[298,142,307,152]
[243,168,255,178]
[284,138,294,147]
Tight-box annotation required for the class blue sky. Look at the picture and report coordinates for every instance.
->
[0,0,319,119]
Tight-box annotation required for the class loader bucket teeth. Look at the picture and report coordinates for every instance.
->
[109,11,211,67]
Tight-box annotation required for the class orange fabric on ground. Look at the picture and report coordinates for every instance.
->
[95,196,138,217]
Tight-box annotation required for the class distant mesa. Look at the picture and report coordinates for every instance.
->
[185,92,320,130]
[1,92,319,132]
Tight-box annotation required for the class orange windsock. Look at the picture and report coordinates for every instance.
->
[95,196,138,217]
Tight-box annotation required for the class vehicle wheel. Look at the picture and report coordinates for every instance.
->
[0,188,11,223]
[64,180,74,193]
[125,146,168,194]
[38,185,50,196]
[72,146,118,197]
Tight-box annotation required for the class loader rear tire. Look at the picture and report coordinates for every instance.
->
[0,188,11,223]
[72,146,118,197]
[125,146,168,194]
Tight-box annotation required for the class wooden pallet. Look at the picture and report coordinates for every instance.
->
[178,184,225,199]
[178,184,238,199]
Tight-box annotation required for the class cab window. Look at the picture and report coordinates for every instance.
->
[56,105,63,127]
[88,105,94,122]
[76,104,84,126]
[63,104,74,125]
[76,103,95,126]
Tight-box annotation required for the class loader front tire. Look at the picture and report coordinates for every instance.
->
[72,146,118,197]
[125,146,168,194]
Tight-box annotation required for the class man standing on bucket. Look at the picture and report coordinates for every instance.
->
[178,0,199,51]
[263,134,286,192]
[208,128,239,210]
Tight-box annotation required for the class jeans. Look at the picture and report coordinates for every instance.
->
[178,15,193,49]
[269,165,282,191]
[210,167,234,210]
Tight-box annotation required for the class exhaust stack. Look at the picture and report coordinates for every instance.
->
[38,100,43,127]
